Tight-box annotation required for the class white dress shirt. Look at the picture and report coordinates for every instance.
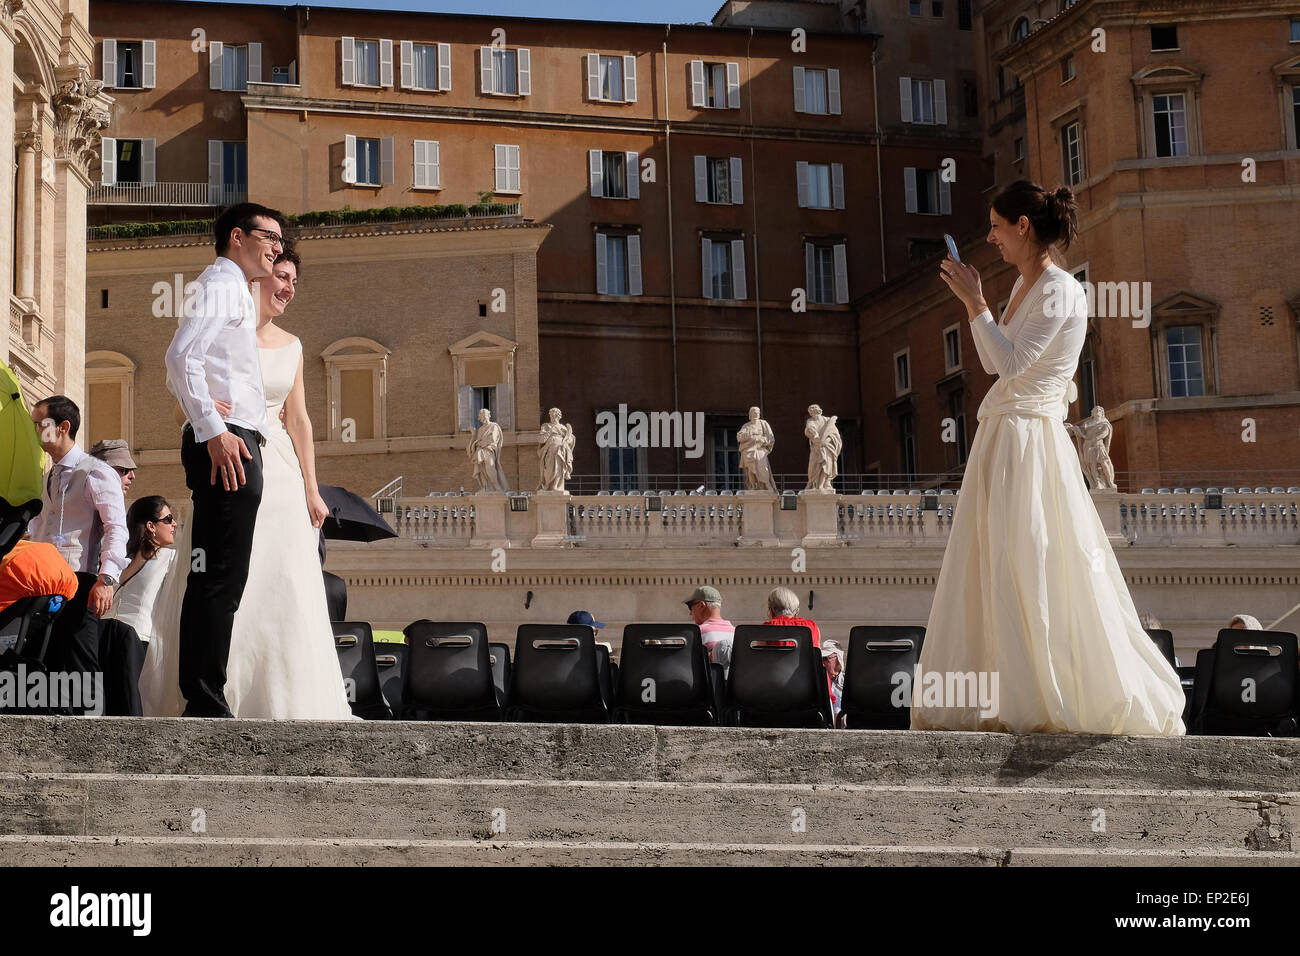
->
[165,255,268,444]
[29,444,129,580]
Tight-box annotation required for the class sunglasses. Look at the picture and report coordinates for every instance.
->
[155,514,177,525]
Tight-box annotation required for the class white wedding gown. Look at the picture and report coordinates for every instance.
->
[910,264,1186,735]
[148,339,353,719]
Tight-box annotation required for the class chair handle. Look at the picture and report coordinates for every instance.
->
[375,655,397,667]
[335,635,358,648]
[750,639,798,650]
[1231,644,1282,657]
[425,635,473,648]
[489,654,497,665]
[866,640,915,651]
[533,638,580,650]
[641,638,688,647]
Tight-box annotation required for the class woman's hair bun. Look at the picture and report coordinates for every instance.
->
[992,180,1079,250]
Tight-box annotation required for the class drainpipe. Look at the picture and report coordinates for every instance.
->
[871,39,886,284]
[663,25,681,477]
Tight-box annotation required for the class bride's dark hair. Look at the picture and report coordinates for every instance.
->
[126,495,169,560]
[992,180,1079,249]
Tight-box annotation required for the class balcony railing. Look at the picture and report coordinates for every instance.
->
[88,182,248,206]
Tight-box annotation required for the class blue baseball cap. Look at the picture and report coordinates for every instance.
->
[567,610,605,629]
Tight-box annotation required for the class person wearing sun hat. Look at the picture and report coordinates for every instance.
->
[89,439,139,495]
[684,584,734,676]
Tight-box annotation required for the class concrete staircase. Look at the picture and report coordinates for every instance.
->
[0,716,1296,865]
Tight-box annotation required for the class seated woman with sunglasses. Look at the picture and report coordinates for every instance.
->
[102,495,186,716]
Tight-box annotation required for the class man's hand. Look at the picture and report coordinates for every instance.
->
[207,431,252,490]
[214,399,232,418]
[306,490,329,529]
[88,581,114,617]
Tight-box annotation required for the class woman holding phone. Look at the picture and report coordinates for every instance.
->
[911,180,1184,735]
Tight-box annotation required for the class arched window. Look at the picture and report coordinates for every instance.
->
[1013,18,1030,42]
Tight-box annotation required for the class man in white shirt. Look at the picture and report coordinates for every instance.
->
[29,394,136,712]
[164,202,284,717]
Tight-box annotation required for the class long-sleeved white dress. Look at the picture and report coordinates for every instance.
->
[910,264,1186,735]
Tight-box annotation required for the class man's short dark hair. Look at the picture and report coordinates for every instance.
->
[36,395,80,441]
[214,202,288,256]
[275,244,302,275]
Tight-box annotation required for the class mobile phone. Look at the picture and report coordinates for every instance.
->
[944,234,960,262]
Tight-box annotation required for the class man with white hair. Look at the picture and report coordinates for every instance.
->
[684,585,733,676]
[761,586,823,647]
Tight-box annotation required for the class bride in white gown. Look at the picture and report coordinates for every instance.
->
[911,181,1185,735]
[158,247,353,719]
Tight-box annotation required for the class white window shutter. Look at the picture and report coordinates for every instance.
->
[341,37,354,87]
[935,78,948,125]
[626,152,640,199]
[480,47,493,93]
[701,238,713,298]
[729,157,743,205]
[793,66,805,112]
[694,155,708,203]
[496,383,514,431]
[101,138,116,186]
[510,145,520,190]
[248,42,261,84]
[833,243,849,304]
[344,134,357,184]
[429,140,440,186]
[805,242,814,298]
[690,60,706,107]
[828,69,841,115]
[628,235,642,296]
[899,75,912,123]
[458,385,474,431]
[831,163,845,209]
[731,239,747,299]
[587,53,600,100]
[517,48,531,95]
[623,56,637,102]
[379,39,393,87]
[438,43,452,90]
[589,149,603,198]
[904,166,918,213]
[796,161,810,207]
[413,140,427,188]
[939,177,952,215]
[209,41,224,90]
[142,40,156,88]
[595,233,608,294]
[207,140,221,202]
[726,61,740,108]
[400,40,414,89]
[494,144,505,190]
[102,39,116,87]
[380,136,394,185]
[141,139,156,186]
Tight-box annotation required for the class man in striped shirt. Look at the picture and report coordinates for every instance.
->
[685,585,734,677]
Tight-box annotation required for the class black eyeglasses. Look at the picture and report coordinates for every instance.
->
[247,227,284,250]
[156,514,176,525]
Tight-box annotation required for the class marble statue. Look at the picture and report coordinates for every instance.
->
[804,404,842,492]
[468,407,509,492]
[737,406,777,493]
[1065,405,1118,492]
[538,407,575,492]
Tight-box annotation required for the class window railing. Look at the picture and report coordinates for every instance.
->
[88,182,248,206]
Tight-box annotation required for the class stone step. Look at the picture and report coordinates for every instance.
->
[1,835,1296,867]
[3,716,1300,792]
[2,773,1293,852]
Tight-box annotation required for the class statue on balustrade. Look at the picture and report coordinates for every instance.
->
[538,407,575,492]
[804,404,842,493]
[1065,405,1117,492]
[737,406,777,493]
[468,408,510,493]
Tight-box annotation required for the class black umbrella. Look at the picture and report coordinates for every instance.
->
[317,484,398,542]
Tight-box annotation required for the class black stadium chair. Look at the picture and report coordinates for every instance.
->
[507,624,611,723]
[331,622,391,720]
[1187,648,1214,733]
[613,623,719,725]
[1193,629,1300,736]
[1144,628,1177,669]
[375,643,408,718]
[401,621,501,721]
[841,625,926,729]
[489,642,512,711]
[0,593,68,667]
[322,571,348,622]
[723,624,834,728]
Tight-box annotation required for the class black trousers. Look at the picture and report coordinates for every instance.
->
[46,572,101,713]
[178,423,264,717]
[98,619,147,717]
